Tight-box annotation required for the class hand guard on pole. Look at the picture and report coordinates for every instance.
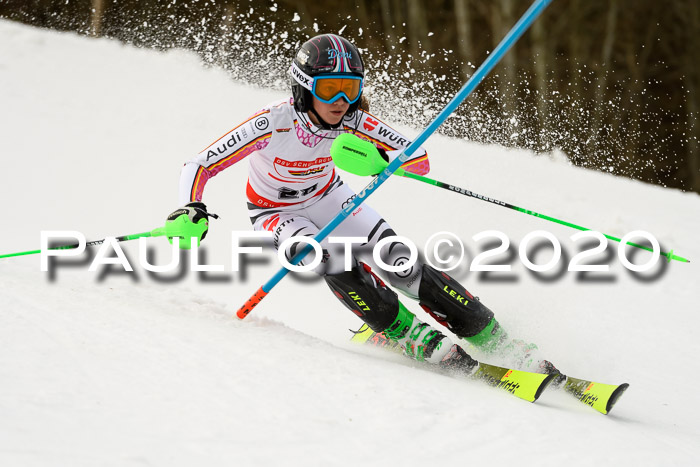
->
[330,133,404,177]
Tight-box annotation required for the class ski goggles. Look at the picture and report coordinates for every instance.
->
[311,75,363,104]
[290,63,363,105]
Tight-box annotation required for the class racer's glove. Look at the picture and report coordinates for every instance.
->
[164,202,218,249]
[376,147,392,165]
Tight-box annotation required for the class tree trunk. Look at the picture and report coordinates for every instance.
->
[90,0,106,37]
[353,0,370,38]
[378,0,396,53]
[588,0,617,156]
[622,5,658,174]
[218,3,237,64]
[392,0,407,54]
[566,0,584,162]
[491,0,517,144]
[454,0,473,82]
[684,1,700,191]
[406,0,431,62]
[530,12,548,151]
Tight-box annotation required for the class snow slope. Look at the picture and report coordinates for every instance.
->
[1,21,700,466]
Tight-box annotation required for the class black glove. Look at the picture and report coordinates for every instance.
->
[166,202,219,245]
[377,147,390,164]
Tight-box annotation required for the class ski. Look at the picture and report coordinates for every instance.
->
[351,324,556,403]
[553,375,629,415]
[351,325,628,413]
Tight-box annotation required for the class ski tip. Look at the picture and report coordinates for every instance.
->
[534,372,560,402]
[604,383,630,415]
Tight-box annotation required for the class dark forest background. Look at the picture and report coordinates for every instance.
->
[2,0,698,194]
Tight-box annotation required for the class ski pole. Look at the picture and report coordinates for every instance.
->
[1,205,217,259]
[236,0,555,319]
[399,170,689,263]
[0,227,167,259]
[328,136,689,264]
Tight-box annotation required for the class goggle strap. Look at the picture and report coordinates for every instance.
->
[289,63,314,91]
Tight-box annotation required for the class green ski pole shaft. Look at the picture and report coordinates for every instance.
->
[0,227,165,259]
[398,170,689,263]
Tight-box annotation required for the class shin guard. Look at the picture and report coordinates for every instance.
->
[418,265,497,340]
[324,262,399,332]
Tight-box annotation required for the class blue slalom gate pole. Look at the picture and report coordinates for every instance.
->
[237,0,554,318]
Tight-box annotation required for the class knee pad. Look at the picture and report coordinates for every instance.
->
[417,265,494,338]
[324,261,399,332]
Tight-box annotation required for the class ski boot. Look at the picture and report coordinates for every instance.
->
[326,261,477,374]
[416,264,562,379]
[383,301,478,374]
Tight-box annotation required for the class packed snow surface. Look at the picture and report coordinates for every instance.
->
[1,21,699,466]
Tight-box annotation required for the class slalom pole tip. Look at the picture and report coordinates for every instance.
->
[236,286,268,320]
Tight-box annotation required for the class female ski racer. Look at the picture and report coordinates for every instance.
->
[167,34,554,374]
